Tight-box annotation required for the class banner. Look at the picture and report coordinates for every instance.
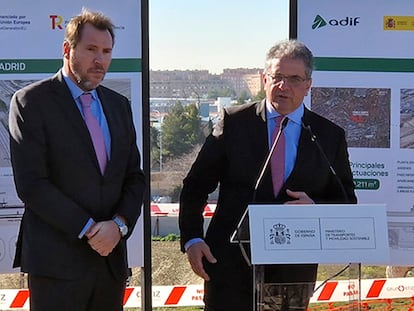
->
[296,0,414,265]
[0,0,144,270]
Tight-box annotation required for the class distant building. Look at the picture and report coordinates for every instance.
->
[150,69,231,99]
[150,68,263,99]
[220,68,263,97]
[199,102,210,118]
[243,72,263,97]
[215,97,232,115]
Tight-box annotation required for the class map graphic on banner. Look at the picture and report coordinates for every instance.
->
[297,0,414,265]
[0,1,144,270]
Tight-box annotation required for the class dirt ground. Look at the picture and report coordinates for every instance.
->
[133,241,389,287]
[132,241,203,286]
[0,241,202,289]
[0,240,391,289]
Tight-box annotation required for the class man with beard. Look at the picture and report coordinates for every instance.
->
[9,8,145,311]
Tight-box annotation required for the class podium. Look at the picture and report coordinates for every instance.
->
[231,204,389,311]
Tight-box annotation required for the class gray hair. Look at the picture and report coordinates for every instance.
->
[264,39,313,79]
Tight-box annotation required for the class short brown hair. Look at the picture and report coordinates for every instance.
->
[64,7,115,48]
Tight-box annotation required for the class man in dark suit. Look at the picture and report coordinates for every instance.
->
[179,40,357,311]
[8,8,145,311]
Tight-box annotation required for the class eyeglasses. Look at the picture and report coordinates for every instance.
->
[267,73,309,87]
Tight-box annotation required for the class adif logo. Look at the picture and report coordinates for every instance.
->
[312,15,327,29]
[312,14,360,30]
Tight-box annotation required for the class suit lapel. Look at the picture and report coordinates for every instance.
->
[96,87,113,176]
[249,100,274,200]
[96,86,126,178]
[51,72,103,173]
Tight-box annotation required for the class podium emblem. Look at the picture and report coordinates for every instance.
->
[269,223,291,245]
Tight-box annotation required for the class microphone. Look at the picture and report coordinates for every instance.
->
[301,121,349,202]
[233,116,288,268]
[252,116,289,202]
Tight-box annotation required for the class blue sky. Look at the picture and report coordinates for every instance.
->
[149,0,289,73]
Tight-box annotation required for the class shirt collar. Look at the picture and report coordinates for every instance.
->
[265,99,304,126]
[62,68,97,101]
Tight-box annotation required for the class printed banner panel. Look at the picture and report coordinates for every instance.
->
[0,0,144,270]
[297,0,414,264]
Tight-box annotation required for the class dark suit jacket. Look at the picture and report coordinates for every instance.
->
[179,100,356,306]
[9,71,145,280]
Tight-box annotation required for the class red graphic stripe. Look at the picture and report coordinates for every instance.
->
[151,204,161,212]
[123,287,134,305]
[366,280,386,298]
[151,204,168,215]
[164,286,186,305]
[203,205,214,216]
[10,290,30,308]
[317,282,338,301]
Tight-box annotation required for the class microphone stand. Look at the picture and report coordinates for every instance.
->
[301,122,350,202]
[252,117,289,202]
[302,121,355,300]
[235,116,289,267]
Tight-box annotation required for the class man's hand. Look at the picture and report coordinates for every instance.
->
[86,220,121,256]
[285,189,315,204]
[186,241,217,281]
